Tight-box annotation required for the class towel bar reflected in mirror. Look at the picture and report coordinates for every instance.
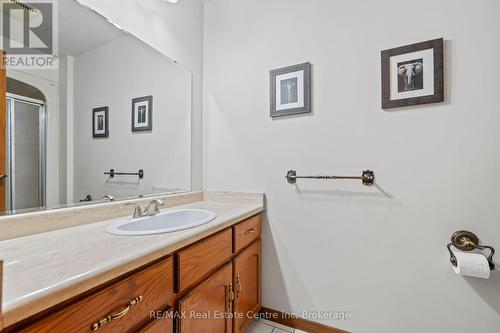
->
[105,169,144,179]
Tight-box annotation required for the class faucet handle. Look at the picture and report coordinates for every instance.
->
[154,199,165,206]
[145,199,165,216]
[125,203,144,218]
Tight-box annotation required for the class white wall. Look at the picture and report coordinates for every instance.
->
[73,35,191,201]
[203,0,500,332]
[58,55,74,204]
[80,0,204,190]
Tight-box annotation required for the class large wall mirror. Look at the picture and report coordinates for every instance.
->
[2,0,192,214]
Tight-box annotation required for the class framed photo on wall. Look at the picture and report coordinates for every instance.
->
[381,38,444,109]
[92,106,109,138]
[132,95,153,131]
[270,62,311,117]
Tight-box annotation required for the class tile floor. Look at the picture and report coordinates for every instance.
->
[246,318,308,333]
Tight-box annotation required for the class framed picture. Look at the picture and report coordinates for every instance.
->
[132,95,153,131]
[270,62,311,117]
[92,106,109,138]
[381,38,444,109]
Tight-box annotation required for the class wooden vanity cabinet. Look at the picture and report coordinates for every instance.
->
[10,213,262,333]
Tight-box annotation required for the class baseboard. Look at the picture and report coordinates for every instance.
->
[259,307,350,333]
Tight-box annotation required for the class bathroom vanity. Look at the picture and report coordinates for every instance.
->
[0,192,263,333]
[1,1,265,332]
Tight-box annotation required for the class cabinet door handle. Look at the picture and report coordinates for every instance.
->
[228,282,235,311]
[244,227,256,236]
[236,274,242,300]
[0,174,7,181]
[91,296,143,331]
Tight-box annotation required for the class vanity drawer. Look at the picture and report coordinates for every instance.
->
[233,214,261,253]
[176,229,232,292]
[22,257,174,333]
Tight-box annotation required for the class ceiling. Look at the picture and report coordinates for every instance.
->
[59,0,126,56]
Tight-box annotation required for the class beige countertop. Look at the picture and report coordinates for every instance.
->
[0,192,264,329]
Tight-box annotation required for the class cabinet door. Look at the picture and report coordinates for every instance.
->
[233,240,261,333]
[178,263,233,333]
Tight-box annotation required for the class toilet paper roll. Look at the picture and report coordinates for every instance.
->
[452,250,490,279]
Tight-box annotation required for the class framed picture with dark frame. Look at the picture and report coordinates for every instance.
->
[270,62,311,117]
[132,95,153,131]
[381,38,444,109]
[92,106,109,138]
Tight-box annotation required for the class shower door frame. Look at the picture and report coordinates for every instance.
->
[6,93,47,211]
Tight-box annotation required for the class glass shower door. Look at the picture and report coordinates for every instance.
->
[6,95,46,211]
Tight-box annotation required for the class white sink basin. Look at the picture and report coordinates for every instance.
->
[106,209,217,236]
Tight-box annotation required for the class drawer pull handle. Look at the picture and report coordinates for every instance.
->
[236,274,242,300]
[91,296,143,331]
[244,227,256,236]
[228,282,235,311]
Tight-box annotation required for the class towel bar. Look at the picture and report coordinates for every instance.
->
[286,170,375,186]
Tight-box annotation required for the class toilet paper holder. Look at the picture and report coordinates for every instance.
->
[447,230,495,270]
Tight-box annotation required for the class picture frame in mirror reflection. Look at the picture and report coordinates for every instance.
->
[270,62,311,117]
[132,95,153,132]
[92,106,109,138]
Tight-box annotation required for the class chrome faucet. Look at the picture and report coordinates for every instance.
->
[125,203,144,218]
[125,199,165,219]
[145,199,165,216]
